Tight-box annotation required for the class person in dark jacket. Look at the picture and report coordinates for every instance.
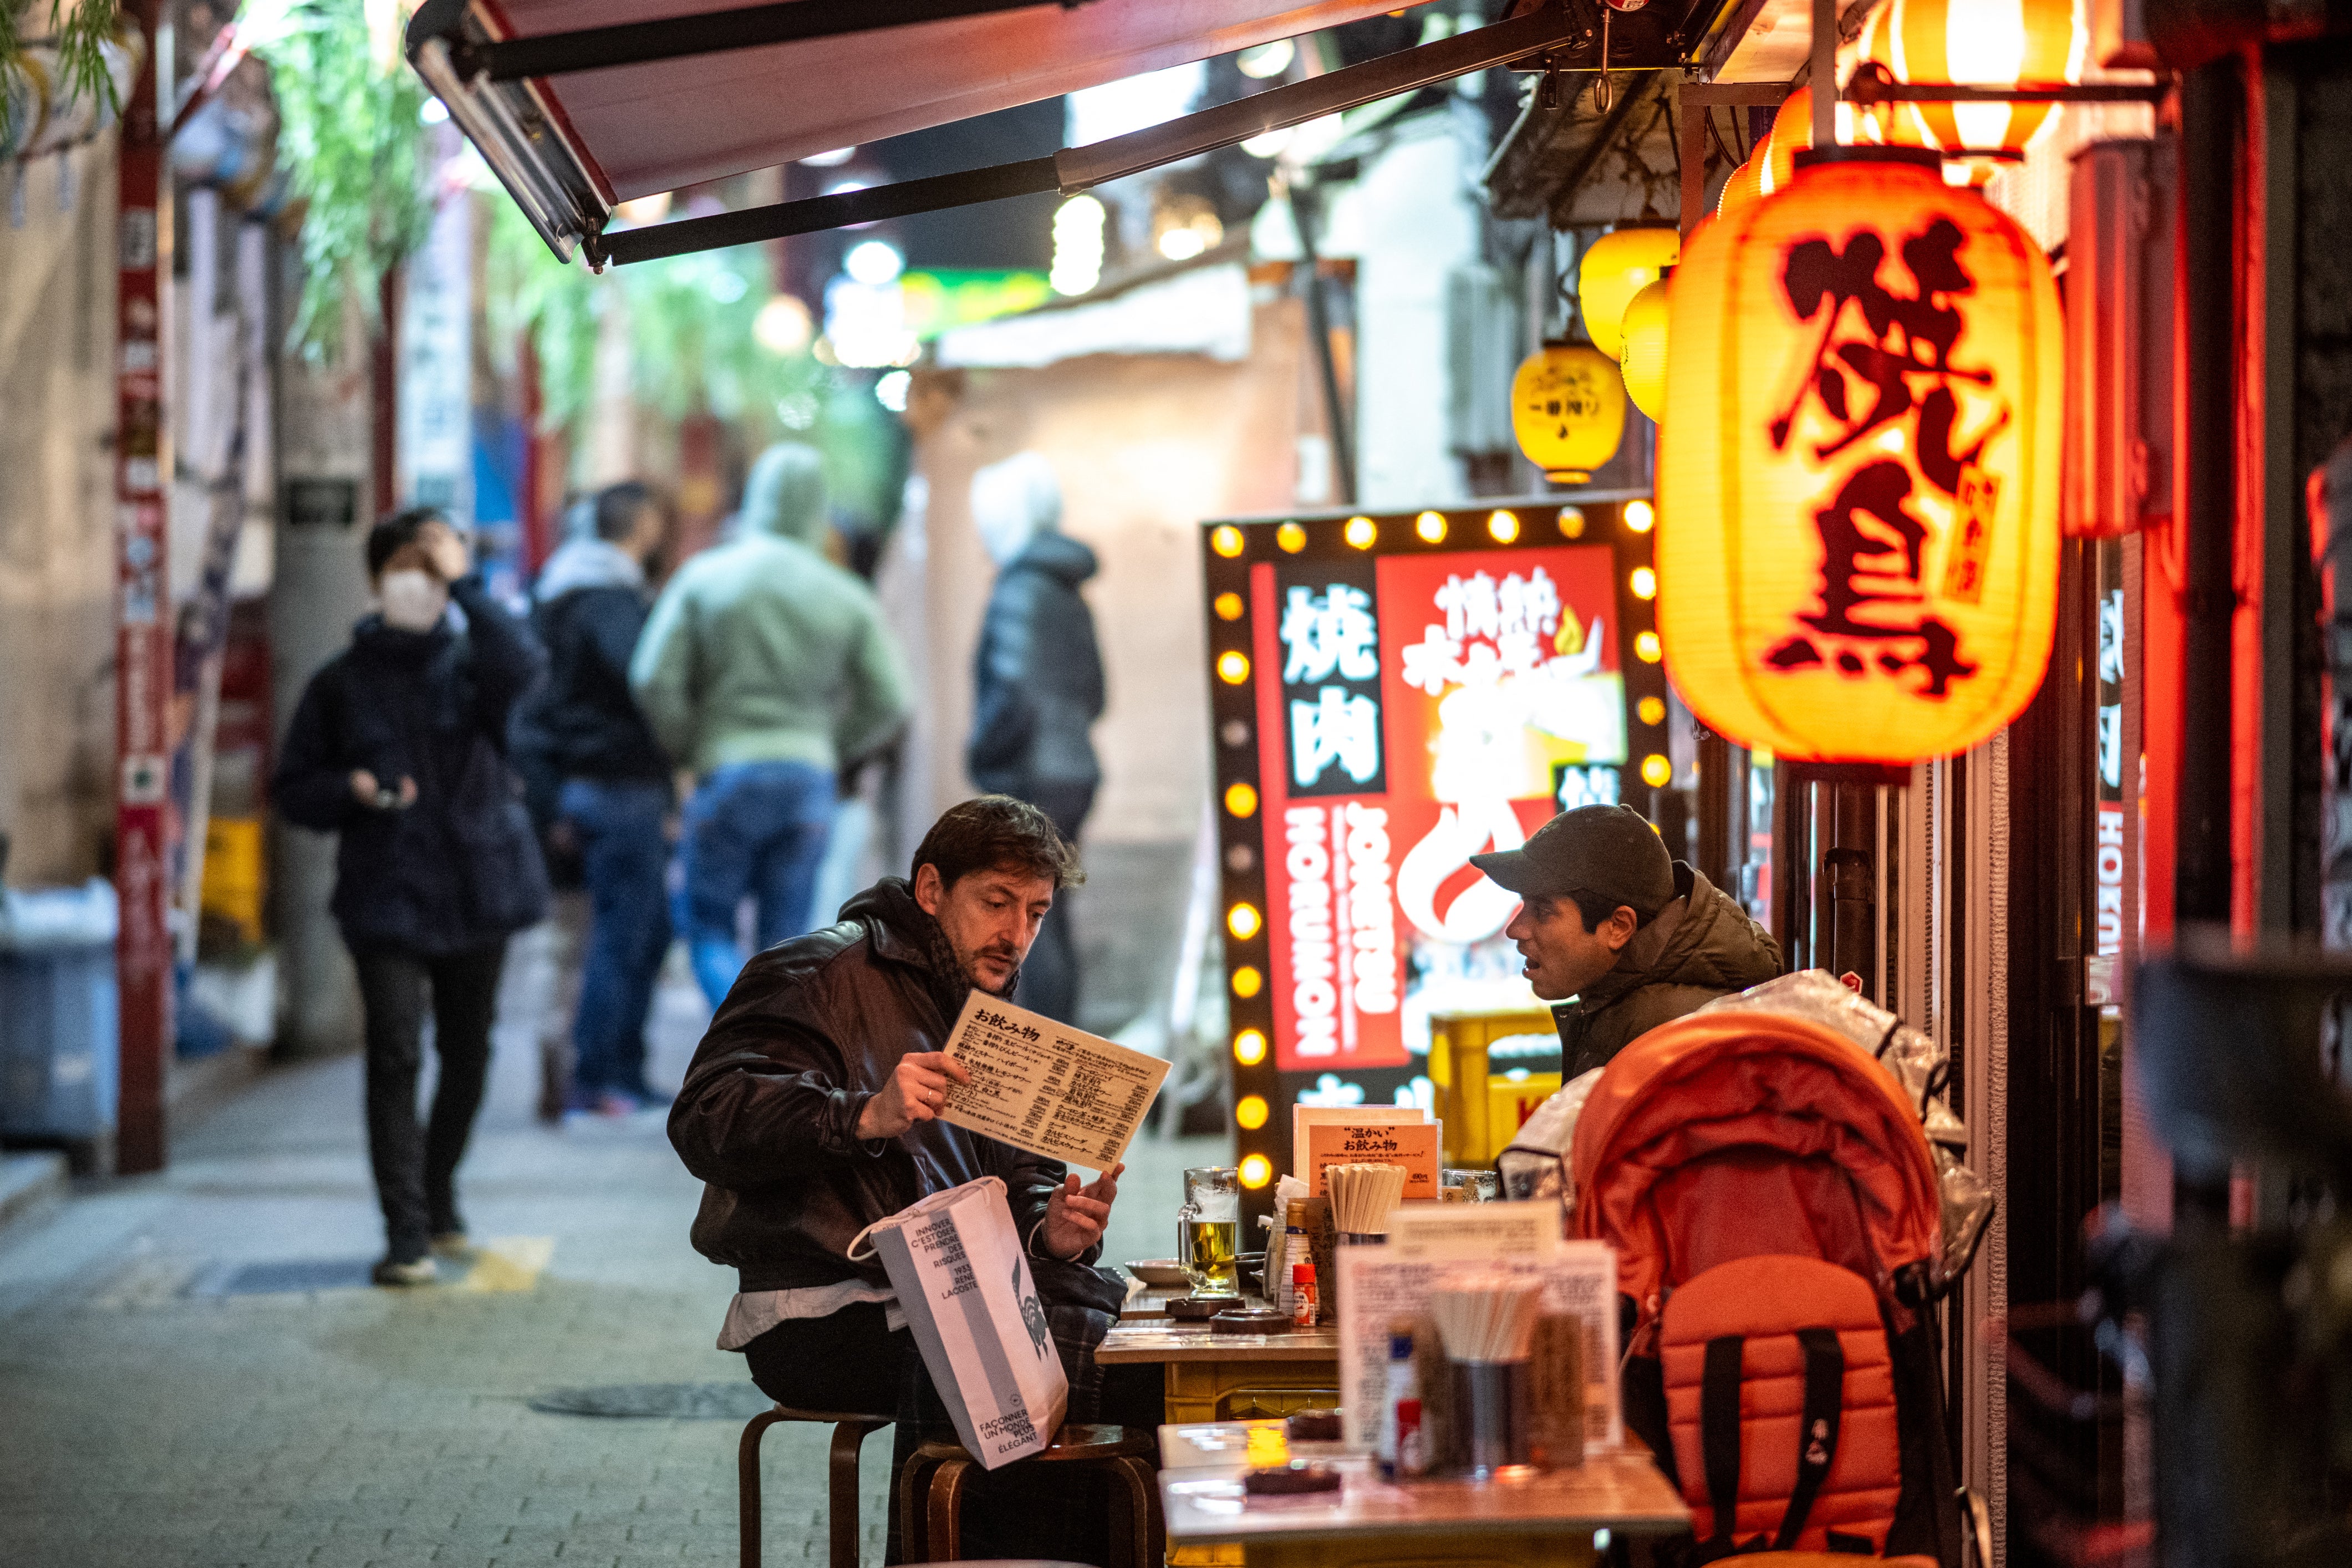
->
[1471,803,1784,1080]
[530,481,674,1116]
[275,509,550,1286]
[964,452,1104,1024]
[669,795,1152,1562]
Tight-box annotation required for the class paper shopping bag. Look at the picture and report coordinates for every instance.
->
[852,1176,1067,1469]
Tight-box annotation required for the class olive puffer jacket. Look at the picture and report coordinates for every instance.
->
[1553,863,1785,1080]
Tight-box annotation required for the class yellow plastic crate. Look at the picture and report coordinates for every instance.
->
[1428,1008,1561,1166]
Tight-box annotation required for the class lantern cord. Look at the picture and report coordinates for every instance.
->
[1595,7,1613,114]
[1703,104,1740,171]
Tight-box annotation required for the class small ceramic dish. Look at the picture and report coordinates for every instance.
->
[1126,1259,1191,1287]
[1165,1295,1235,1321]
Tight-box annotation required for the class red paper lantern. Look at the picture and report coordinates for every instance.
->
[1656,149,2063,766]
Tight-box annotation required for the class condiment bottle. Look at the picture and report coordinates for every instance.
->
[1274,1200,1309,1314]
[1378,1322,1426,1479]
[1290,1260,1317,1328]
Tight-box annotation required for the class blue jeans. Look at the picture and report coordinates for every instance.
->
[558,777,673,1097]
[680,760,836,1006]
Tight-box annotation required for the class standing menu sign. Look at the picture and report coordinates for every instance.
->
[939,994,1170,1173]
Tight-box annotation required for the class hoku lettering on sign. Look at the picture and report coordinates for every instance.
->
[1762,215,2012,699]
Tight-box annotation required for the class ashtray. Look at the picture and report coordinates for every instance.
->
[1211,1307,1294,1334]
[1167,1295,1236,1321]
[1244,1460,1342,1495]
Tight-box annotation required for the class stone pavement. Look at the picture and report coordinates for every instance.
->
[0,940,1228,1568]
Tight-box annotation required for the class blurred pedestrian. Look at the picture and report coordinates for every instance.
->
[632,443,910,1007]
[965,451,1103,1024]
[531,481,675,1116]
[274,510,549,1286]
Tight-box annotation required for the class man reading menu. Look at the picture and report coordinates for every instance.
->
[669,795,1155,1562]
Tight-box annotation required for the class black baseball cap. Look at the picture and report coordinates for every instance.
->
[1468,804,1675,918]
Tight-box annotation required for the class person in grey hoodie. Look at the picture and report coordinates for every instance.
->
[965,452,1104,1024]
[632,444,911,1006]
[529,481,673,1114]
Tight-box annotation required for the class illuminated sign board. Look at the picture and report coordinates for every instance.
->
[1204,500,1667,1180]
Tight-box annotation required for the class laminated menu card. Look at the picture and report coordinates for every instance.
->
[938,993,1170,1172]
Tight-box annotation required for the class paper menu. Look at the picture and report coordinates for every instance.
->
[936,992,1170,1172]
[1334,1238,1620,1455]
[1301,1121,1442,1203]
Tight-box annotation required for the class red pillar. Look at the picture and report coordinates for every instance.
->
[114,0,171,1174]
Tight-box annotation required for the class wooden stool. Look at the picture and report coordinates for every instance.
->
[739,1403,892,1568]
[898,1423,1159,1568]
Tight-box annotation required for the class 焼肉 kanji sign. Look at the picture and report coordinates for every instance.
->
[1657,150,2061,766]
[1248,536,1632,1074]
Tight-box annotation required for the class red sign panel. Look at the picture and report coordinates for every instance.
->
[1251,544,1628,1072]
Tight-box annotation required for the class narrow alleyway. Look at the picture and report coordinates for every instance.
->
[0,940,1222,1568]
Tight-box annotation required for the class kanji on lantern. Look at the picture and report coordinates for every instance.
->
[1655,148,2062,766]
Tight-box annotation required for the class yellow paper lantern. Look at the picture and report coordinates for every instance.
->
[1717,155,1765,225]
[1657,149,2062,766]
[1618,279,1670,421]
[1511,343,1627,480]
[1856,0,2082,160]
[1577,227,1681,359]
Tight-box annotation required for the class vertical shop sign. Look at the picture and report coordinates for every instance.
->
[2090,575,2127,1004]
[115,3,170,1173]
[398,176,474,525]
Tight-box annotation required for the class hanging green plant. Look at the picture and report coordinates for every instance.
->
[244,0,432,358]
[1,1,126,147]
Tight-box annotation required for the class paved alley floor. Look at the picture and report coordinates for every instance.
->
[0,942,1227,1568]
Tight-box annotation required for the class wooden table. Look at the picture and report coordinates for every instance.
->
[1159,1443,1689,1568]
[1097,1312,1342,1424]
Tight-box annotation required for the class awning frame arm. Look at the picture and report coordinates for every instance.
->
[591,0,1595,267]
[436,0,1097,85]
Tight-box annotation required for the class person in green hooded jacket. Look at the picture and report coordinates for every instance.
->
[630,444,911,1006]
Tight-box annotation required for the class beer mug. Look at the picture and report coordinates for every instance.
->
[1177,1165,1241,1296]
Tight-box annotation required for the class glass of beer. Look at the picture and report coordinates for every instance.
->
[1178,1165,1241,1296]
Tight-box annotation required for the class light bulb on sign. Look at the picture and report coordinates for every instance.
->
[1224,782,1259,816]
[1232,966,1264,999]
[1216,651,1251,685]
[1214,592,1246,621]
[1228,904,1263,940]
[1211,525,1246,558]
[1344,516,1377,549]
[1276,522,1307,553]
[1488,510,1520,543]
[1415,512,1446,543]
[1233,1030,1269,1066]
[1236,1095,1270,1131]
[1240,1154,1273,1189]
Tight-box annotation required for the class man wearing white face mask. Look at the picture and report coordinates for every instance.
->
[275,509,551,1286]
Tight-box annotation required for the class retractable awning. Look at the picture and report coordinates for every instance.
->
[405,0,1643,267]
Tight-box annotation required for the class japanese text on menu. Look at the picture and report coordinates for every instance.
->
[938,994,1171,1172]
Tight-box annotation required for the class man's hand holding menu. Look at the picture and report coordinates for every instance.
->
[936,993,1171,1173]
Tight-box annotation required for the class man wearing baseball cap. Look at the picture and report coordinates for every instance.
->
[1470,803,1783,1079]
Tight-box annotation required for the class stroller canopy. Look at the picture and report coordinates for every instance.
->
[1571,1009,1943,1313]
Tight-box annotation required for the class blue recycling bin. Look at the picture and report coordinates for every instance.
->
[0,882,120,1141]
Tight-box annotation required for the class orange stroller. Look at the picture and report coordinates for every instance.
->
[1568,975,1990,1566]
